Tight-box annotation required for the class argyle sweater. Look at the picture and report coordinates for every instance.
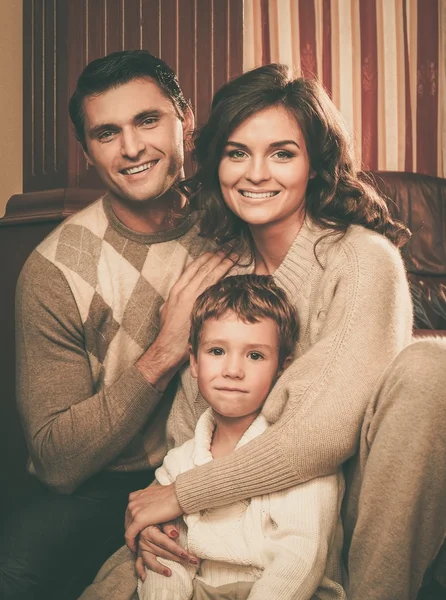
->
[139,409,345,600]
[15,195,214,493]
[169,219,414,512]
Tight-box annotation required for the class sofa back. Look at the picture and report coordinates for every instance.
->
[365,171,446,330]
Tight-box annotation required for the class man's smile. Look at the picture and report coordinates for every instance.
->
[121,159,158,175]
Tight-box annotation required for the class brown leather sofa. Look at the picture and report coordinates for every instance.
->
[0,174,445,597]
[363,171,446,333]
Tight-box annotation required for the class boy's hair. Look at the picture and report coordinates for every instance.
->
[69,50,191,151]
[190,274,299,368]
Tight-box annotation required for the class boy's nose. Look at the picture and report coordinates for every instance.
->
[222,357,244,379]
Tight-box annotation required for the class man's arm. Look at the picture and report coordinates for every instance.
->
[16,250,235,494]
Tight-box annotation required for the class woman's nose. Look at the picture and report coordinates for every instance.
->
[245,158,270,183]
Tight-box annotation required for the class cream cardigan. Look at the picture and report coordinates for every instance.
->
[139,408,346,600]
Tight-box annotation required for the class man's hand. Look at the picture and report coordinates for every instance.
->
[135,523,197,580]
[136,251,237,390]
[125,483,182,553]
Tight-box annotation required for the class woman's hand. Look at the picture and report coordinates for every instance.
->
[135,523,198,581]
[125,483,183,552]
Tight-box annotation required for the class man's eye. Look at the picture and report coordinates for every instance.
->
[249,352,264,361]
[209,348,224,356]
[98,131,115,142]
[142,117,157,126]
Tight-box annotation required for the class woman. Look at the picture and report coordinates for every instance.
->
[87,65,446,600]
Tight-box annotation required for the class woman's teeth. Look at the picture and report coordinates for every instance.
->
[240,191,278,199]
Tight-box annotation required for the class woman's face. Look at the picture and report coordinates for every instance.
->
[218,105,314,234]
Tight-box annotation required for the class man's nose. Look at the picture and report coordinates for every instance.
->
[121,128,145,159]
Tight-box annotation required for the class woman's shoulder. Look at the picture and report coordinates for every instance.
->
[327,223,403,269]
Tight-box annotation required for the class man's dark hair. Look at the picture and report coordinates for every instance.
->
[69,50,191,151]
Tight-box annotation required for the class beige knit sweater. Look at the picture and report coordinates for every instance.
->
[169,219,414,513]
[15,196,215,493]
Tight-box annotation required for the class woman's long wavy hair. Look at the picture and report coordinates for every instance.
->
[182,63,410,258]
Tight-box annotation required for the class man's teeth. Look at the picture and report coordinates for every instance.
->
[124,161,155,175]
[240,191,278,199]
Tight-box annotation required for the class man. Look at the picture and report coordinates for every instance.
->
[0,50,234,600]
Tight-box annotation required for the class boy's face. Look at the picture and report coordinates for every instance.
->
[82,77,193,206]
[190,311,280,423]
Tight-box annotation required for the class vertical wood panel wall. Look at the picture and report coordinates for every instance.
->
[23,0,243,193]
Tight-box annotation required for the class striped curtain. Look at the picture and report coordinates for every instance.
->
[243,0,445,178]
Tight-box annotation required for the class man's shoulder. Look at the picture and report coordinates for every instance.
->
[173,210,218,258]
[35,196,107,262]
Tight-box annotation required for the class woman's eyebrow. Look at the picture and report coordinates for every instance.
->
[225,140,300,149]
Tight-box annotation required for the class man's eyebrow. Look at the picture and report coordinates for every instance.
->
[133,109,163,122]
[88,110,163,138]
[225,140,300,150]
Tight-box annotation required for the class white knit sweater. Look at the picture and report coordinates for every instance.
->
[138,408,346,600]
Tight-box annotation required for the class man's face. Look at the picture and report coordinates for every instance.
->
[82,78,192,205]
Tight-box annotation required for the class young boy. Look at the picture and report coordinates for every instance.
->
[138,275,346,600]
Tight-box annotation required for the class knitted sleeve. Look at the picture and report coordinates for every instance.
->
[175,231,413,512]
[165,367,206,451]
[16,252,162,493]
[249,473,345,599]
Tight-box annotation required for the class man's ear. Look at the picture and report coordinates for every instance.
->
[82,146,94,166]
[182,107,195,152]
[189,346,198,378]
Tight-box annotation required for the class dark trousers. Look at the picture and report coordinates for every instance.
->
[0,469,153,600]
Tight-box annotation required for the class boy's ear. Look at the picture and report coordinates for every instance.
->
[189,346,198,378]
[276,355,293,378]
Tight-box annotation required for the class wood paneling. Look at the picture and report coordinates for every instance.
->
[23,0,243,193]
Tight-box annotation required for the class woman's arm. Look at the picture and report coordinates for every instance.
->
[174,232,413,513]
[125,231,413,540]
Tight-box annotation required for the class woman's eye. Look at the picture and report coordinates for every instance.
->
[209,348,224,356]
[273,150,293,160]
[249,352,264,361]
[227,150,247,160]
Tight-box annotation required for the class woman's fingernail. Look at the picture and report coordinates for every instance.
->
[189,558,198,565]
[170,530,178,538]
[180,552,188,559]
[163,569,170,577]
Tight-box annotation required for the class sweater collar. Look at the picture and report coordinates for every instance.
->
[272,217,328,299]
[102,194,201,244]
[192,408,269,466]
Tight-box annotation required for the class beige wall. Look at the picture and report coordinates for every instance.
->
[0,2,22,217]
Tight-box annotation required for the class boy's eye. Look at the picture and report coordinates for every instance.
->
[248,352,264,361]
[209,348,224,356]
